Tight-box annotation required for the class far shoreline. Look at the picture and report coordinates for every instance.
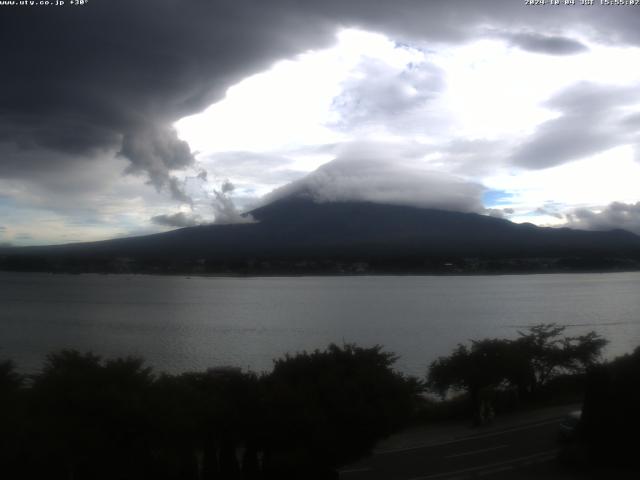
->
[2,267,640,279]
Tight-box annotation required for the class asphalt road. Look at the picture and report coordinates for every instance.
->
[339,418,566,480]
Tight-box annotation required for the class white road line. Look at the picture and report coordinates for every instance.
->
[444,444,508,459]
[376,418,561,455]
[407,449,558,480]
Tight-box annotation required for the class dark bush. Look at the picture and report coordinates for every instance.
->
[581,346,640,471]
[0,344,422,480]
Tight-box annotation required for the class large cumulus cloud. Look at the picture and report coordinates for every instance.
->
[512,82,640,169]
[0,0,337,200]
[566,202,640,235]
[3,0,639,194]
[331,58,445,134]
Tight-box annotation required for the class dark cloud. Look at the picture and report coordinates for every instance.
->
[0,152,167,215]
[0,142,95,181]
[565,202,640,235]
[621,112,640,128]
[2,1,635,164]
[1,0,640,219]
[212,181,255,224]
[119,125,195,202]
[0,0,337,200]
[151,212,202,228]
[502,32,588,55]
[535,206,565,220]
[512,82,640,169]
[294,0,613,46]
[484,207,514,219]
[264,143,485,213]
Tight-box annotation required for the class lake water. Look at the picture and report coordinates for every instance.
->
[1,271,639,377]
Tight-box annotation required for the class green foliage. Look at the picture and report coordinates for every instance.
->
[514,324,608,391]
[0,359,24,473]
[27,350,155,480]
[1,344,422,479]
[2,332,610,478]
[0,359,23,394]
[427,323,607,400]
[263,344,424,472]
[428,340,514,397]
[148,368,261,479]
[581,345,640,469]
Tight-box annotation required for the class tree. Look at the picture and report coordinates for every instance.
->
[0,360,25,476]
[0,359,22,394]
[148,367,261,480]
[581,346,640,470]
[427,339,514,397]
[427,324,607,419]
[513,324,607,395]
[427,339,517,423]
[27,350,155,480]
[262,344,423,478]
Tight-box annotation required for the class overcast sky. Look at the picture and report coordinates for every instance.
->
[2,0,640,245]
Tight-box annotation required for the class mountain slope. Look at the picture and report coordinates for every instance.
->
[2,196,640,273]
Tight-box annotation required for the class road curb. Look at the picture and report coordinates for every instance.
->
[374,405,580,455]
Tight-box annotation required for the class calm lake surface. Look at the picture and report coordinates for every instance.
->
[1,271,639,376]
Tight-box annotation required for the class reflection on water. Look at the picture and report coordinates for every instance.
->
[1,272,639,376]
